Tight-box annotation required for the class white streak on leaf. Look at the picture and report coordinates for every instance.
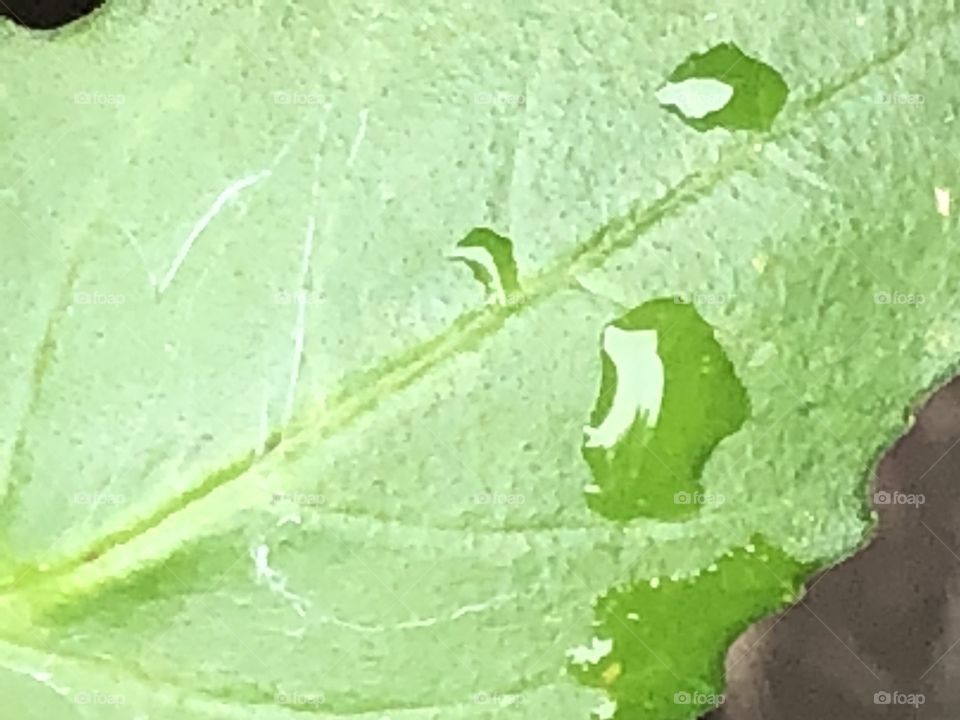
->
[283,215,316,426]
[21,668,71,696]
[449,594,512,620]
[347,108,369,167]
[158,170,271,295]
[316,593,515,633]
[251,543,309,618]
[271,112,316,168]
[584,327,664,449]
[122,228,158,290]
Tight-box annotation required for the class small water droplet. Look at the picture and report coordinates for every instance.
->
[449,227,522,305]
[659,43,789,132]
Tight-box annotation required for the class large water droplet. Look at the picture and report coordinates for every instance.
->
[582,298,749,521]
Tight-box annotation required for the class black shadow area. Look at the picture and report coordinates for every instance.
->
[0,0,104,29]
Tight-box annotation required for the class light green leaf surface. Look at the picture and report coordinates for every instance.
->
[1,0,959,717]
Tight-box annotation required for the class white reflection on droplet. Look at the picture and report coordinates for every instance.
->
[656,78,734,119]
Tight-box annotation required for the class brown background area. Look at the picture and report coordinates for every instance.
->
[704,377,960,719]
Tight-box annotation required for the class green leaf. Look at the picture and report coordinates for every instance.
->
[1,1,958,719]
[569,537,813,719]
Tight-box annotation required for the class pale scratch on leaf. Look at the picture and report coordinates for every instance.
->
[271,112,317,168]
[251,543,309,618]
[31,673,71,697]
[121,228,158,290]
[314,592,516,633]
[282,215,316,427]
[281,117,326,426]
[347,108,369,168]
[157,170,271,296]
[10,666,71,698]
[166,114,318,303]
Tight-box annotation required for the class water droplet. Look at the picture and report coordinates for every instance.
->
[570,538,812,719]
[659,43,789,132]
[581,299,749,521]
[449,227,522,305]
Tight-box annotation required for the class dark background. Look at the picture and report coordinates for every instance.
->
[0,0,103,29]
[705,377,960,719]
